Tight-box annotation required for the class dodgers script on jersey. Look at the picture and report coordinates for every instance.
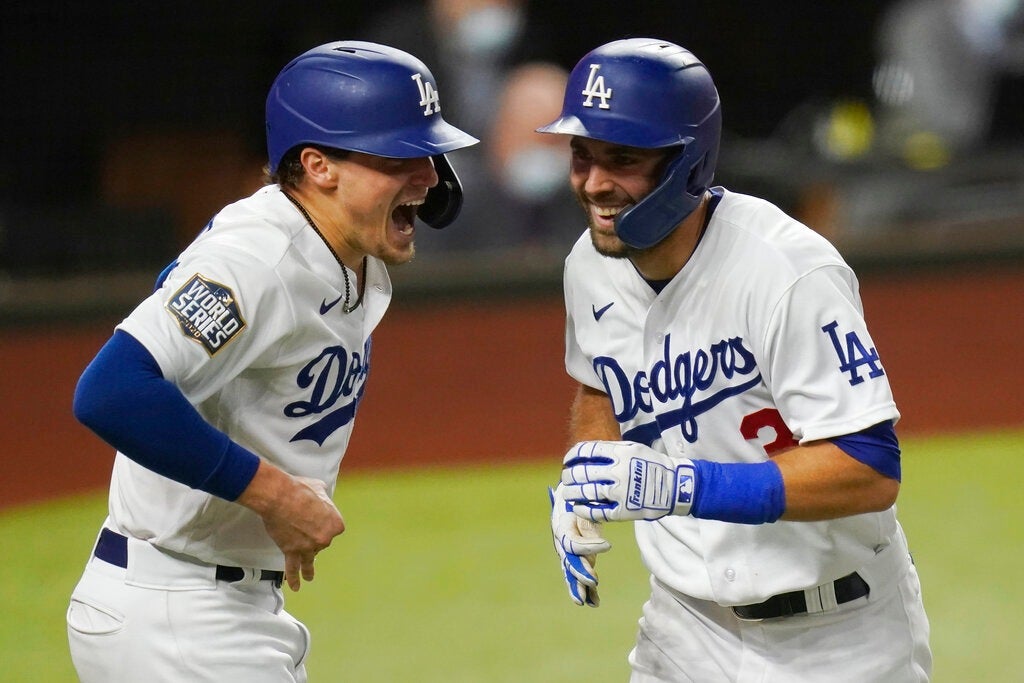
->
[112,185,392,570]
[565,189,902,605]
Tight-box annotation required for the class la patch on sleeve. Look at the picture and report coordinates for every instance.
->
[165,273,247,355]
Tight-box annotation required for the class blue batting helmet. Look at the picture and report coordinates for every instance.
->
[266,41,479,228]
[537,38,721,248]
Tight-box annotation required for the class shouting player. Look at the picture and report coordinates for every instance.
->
[67,41,476,681]
[542,39,932,681]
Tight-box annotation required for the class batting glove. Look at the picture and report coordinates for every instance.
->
[562,441,696,523]
[549,484,611,607]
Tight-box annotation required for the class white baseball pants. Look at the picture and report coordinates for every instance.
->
[628,532,932,682]
[67,528,309,682]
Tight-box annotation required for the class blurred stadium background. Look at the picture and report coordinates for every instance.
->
[2,1,1022,680]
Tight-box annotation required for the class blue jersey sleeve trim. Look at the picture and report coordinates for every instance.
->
[830,420,901,482]
[72,329,259,501]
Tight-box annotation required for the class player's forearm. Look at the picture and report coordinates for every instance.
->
[73,330,260,500]
[685,442,898,524]
[563,381,899,523]
[563,438,900,525]
[235,458,291,515]
[568,384,621,442]
[772,441,899,521]
[236,459,345,537]
[233,459,334,522]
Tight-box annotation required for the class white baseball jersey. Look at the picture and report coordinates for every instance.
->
[112,184,392,570]
[565,188,901,605]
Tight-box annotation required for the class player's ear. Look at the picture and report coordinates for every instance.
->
[298,147,336,187]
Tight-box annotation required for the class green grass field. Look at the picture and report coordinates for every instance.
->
[4,428,1022,681]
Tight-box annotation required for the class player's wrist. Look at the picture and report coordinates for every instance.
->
[236,459,289,515]
[687,459,786,524]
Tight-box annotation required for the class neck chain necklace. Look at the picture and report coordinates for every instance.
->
[283,191,366,313]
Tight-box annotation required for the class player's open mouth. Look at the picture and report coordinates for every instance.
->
[391,198,424,236]
[592,204,626,227]
[594,206,625,218]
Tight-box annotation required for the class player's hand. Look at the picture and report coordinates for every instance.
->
[238,463,346,591]
[274,476,345,591]
[561,441,697,522]
[549,484,611,607]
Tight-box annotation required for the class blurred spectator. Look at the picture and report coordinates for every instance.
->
[364,0,581,254]
[364,0,552,133]
[484,62,582,251]
[872,0,1024,167]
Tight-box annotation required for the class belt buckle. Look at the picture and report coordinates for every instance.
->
[230,567,263,586]
[731,573,868,621]
[216,565,284,588]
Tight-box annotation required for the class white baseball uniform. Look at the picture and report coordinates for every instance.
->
[564,188,931,681]
[67,184,392,682]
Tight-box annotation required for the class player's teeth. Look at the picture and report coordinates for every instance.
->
[595,207,622,217]
[401,199,425,207]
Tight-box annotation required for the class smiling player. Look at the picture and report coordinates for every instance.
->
[542,38,932,682]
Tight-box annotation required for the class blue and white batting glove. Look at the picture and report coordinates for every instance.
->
[549,484,611,607]
[562,441,697,523]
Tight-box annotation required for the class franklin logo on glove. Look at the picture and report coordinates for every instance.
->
[629,457,645,506]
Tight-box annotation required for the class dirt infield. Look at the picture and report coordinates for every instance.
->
[2,262,1021,509]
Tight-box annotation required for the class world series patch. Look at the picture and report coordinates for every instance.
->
[166,273,246,355]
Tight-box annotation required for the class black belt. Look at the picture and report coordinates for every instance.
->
[731,572,869,620]
[94,528,283,588]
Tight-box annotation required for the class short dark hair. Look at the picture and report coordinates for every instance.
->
[264,145,351,188]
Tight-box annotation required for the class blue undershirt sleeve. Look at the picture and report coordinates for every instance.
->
[829,420,901,481]
[72,329,260,500]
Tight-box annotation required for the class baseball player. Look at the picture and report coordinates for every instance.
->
[66,41,476,682]
[542,39,932,681]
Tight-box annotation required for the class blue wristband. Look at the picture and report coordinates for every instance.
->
[689,460,786,524]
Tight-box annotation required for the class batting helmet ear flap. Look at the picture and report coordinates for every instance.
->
[614,144,708,249]
[417,153,464,229]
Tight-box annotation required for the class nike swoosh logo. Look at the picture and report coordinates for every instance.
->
[592,302,615,321]
[320,294,343,315]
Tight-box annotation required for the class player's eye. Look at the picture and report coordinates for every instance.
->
[570,146,591,163]
[379,157,408,170]
[611,154,640,167]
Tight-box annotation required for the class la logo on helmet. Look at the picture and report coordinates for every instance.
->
[581,64,612,109]
[411,73,440,116]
